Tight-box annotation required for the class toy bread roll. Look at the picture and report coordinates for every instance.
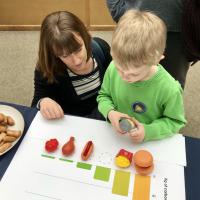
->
[133,150,154,175]
[0,125,7,132]
[0,116,8,125]
[0,113,5,123]
[0,143,12,153]
[6,130,21,138]
[3,136,17,142]
[7,116,15,126]
[0,132,7,143]
[0,141,4,147]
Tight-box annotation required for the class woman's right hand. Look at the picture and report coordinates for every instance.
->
[108,110,131,134]
[40,98,64,120]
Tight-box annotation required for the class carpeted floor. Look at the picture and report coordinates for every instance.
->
[0,31,200,138]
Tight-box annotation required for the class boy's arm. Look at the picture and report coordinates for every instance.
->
[97,66,115,119]
[143,90,186,141]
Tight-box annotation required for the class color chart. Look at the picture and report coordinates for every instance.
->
[41,153,151,199]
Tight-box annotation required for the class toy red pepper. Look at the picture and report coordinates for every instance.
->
[45,138,59,152]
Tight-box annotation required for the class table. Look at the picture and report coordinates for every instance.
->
[0,102,200,200]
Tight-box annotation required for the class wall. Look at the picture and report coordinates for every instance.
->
[0,0,115,30]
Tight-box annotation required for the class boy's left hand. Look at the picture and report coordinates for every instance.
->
[128,119,145,143]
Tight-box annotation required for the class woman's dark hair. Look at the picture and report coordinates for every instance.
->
[37,11,92,82]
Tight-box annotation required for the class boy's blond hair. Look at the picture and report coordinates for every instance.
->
[111,9,167,69]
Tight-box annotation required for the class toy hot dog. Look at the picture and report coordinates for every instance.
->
[81,141,94,161]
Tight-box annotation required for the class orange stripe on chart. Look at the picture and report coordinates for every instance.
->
[133,174,150,200]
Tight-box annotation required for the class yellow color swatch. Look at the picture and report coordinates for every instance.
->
[112,170,131,196]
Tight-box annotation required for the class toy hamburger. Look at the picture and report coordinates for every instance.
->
[133,150,154,175]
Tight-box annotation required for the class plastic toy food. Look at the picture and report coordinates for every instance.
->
[133,150,154,175]
[62,137,75,156]
[119,118,137,133]
[45,138,59,152]
[115,149,133,168]
[81,141,94,161]
[0,112,21,154]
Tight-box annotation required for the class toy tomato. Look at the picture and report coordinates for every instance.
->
[45,138,59,152]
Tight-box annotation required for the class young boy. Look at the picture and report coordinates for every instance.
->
[97,9,186,143]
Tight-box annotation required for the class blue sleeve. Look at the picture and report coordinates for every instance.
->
[106,0,128,22]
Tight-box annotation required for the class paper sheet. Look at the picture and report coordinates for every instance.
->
[0,112,186,200]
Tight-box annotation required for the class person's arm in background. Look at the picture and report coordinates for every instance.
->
[106,0,130,22]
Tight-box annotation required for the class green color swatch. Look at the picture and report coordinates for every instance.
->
[41,154,55,159]
[112,170,131,196]
[59,158,73,163]
[94,166,111,182]
[76,162,92,170]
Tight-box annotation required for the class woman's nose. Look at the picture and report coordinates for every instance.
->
[70,54,81,65]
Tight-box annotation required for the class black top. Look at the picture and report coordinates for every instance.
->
[31,37,112,117]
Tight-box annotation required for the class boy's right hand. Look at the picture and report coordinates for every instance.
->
[108,110,131,134]
[40,97,64,120]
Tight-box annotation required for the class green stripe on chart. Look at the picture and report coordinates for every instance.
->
[41,154,55,159]
[59,158,73,163]
[94,166,111,182]
[112,170,131,196]
[76,162,92,170]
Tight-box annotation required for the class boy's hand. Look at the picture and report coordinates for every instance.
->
[107,110,131,134]
[40,97,64,120]
[128,118,145,143]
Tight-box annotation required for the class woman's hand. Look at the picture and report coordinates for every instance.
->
[108,110,131,134]
[40,98,64,120]
[128,118,145,143]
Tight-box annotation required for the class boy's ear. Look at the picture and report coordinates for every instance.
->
[160,55,165,60]
[157,55,165,64]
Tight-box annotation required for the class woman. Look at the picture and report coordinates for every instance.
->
[31,11,112,120]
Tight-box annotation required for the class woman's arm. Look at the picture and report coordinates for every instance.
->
[31,69,57,107]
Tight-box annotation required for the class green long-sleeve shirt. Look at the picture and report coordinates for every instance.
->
[97,62,186,141]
